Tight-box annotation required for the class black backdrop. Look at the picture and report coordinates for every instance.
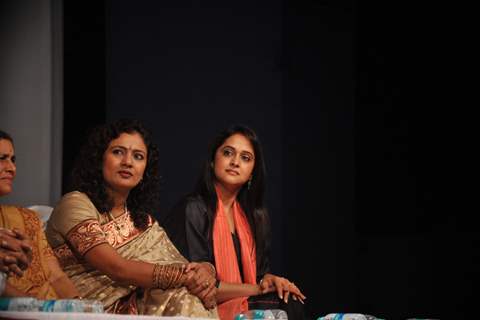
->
[63,1,476,318]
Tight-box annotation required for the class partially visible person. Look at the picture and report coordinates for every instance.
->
[0,228,31,276]
[163,125,306,320]
[0,129,79,298]
[46,119,217,317]
[0,227,32,296]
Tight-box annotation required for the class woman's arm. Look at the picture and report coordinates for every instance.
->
[84,243,161,287]
[46,255,80,298]
[84,244,217,309]
[216,281,264,303]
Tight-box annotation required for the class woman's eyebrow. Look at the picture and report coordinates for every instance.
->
[222,145,254,157]
[110,145,146,153]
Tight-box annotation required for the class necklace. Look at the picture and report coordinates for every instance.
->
[108,204,128,231]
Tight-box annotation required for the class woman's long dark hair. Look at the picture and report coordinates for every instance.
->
[195,124,270,266]
[69,119,160,229]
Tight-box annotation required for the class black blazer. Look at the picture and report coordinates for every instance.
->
[162,194,270,283]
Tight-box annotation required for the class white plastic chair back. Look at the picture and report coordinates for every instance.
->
[27,205,54,229]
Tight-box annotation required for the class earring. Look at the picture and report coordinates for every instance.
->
[210,162,214,168]
[247,176,252,190]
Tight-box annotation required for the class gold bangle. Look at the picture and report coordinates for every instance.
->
[153,263,186,289]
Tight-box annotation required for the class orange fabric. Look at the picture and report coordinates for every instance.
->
[0,205,58,299]
[213,188,256,320]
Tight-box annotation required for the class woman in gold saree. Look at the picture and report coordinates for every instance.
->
[0,129,79,298]
[46,119,217,317]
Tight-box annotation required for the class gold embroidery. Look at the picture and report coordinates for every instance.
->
[54,213,154,266]
[102,212,148,249]
[53,243,80,267]
[9,208,48,291]
[67,219,108,255]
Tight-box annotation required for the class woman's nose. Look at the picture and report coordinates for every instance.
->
[122,153,133,166]
[230,155,239,167]
[5,160,16,174]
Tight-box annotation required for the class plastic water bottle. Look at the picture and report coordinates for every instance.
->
[0,298,104,313]
[235,309,288,319]
[0,297,42,311]
[318,314,367,320]
[40,299,104,313]
[0,272,7,295]
[268,309,288,319]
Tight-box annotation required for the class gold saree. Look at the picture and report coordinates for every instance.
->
[0,205,59,299]
[46,191,217,318]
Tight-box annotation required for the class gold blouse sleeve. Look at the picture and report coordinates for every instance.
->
[46,191,108,256]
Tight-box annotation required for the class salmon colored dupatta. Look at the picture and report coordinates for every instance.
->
[213,190,257,320]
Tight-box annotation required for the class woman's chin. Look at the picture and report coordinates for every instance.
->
[0,186,13,197]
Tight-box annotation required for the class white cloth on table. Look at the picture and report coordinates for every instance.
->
[0,311,213,320]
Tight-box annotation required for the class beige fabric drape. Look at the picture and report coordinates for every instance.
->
[46,192,217,318]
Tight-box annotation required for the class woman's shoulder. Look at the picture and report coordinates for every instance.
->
[163,194,208,226]
[177,194,210,220]
[48,191,100,236]
[0,205,41,223]
[51,191,98,221]
[184,194,207,211]
[58,191,92,203]
[54,191,97,211]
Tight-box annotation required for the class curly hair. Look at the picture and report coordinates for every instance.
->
[69,119,160,229]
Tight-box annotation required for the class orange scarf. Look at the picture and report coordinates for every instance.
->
[213,190,256,320]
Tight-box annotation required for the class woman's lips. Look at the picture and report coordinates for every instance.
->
[226,169,239,176]
[118,171,133,178]
[0,176,14,183]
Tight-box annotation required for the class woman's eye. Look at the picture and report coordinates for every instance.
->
[0,155,15,162]
[241,155,252,162]
[134,153,145,161]
[112,149,123,155]
[223,149,233,157]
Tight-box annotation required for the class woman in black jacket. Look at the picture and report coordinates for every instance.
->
[163,124,306,320]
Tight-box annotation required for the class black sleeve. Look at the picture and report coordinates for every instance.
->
[162,197,214,264]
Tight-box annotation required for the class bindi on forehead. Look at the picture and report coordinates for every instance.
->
[109,133,147,151]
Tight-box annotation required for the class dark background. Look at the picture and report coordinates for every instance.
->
[62,1,474,319]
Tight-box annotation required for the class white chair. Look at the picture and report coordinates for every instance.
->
[27,205,54,229]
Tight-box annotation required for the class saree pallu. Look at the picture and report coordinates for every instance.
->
[47,191,217,318]
[0,205,58,299]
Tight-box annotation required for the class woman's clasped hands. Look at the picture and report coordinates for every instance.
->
[0,227,33,276]
[183,262,217,310]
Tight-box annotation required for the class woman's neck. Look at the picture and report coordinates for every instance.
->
[214,182,238,210]
[106,188,129,217]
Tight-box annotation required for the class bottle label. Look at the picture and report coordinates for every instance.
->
[0,297,39,311]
